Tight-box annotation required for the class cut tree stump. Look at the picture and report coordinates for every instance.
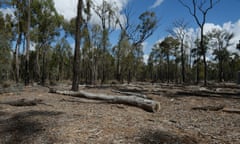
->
[49,88,160,113]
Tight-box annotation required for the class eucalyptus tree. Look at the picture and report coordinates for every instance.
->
[168,19,188,83]
[179,0,220,85]
[148,43,164,82]
[72,0,83,91]
[207,29,234,82]
[114,7,132,82]
[13,0,31,85]
[30,0,63,85]
[93,0,118,83]
[9,0,31,84]
[125,11,158,82]
[25,0,30,85]
[0,12,12,82]
[159,37,179,83]
[192,36,210,81]
[229,53,240,81]
[72,0,92,91]
[50,38,72,81]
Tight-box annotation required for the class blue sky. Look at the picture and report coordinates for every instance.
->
[122,0,240,55]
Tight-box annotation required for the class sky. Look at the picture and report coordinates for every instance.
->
[52,0,240,58]
[1,0,240,61]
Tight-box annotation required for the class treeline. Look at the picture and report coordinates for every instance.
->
[0,0,240,87]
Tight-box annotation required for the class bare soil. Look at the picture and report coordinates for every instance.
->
[0,83,240,144]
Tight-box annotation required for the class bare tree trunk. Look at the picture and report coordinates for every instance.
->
[72,0,83,91]
[25,0,31,86]
[41,47,46,85]
[196,55,200,84]
[14,33,21,83]
[201,29,207,86]
[181,39,185,83]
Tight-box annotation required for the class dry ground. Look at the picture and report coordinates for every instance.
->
[0,83,240,144]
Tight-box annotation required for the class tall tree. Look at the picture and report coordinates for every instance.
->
[31,0,63,85]
[10,0,31,83]
[159,37,179,83]
[168,19,188,83]
[127,11,158,83]
[179,0,220,85]
[25,0,31,85]
[72,0,83,91]
[114,7,132,82]
[208,29,234,82]
[93,0,117,83]
[0,12,12,82]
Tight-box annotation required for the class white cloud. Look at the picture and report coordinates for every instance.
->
[0,7,15,17]
[53,0,129,28]
[142,42,148,52]
[150,0,164,9]
[53,0,78,21]
[203,23,222,34]
[183,21,240,55]
[143,54,149,64]
[203,21,240,54]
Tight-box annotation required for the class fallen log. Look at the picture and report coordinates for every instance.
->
[111,90,149,99]
[222,108,240,114]
[49,88,160,113]
[176,90,240,99]
[192,105,225,111]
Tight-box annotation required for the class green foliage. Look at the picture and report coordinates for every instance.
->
[132,11,158,45]
[49,38,72,81]
[0,12,12,82]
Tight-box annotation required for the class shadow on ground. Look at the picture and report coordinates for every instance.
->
[137,129,198,144]
[0,110,63,144]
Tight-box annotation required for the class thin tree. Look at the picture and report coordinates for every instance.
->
[93,0,117,84]
[167,19,188,83]
[207,29,234,82]
[237,40,240,50]
[25,0,31,85]
[179,0,220,85]
[72,0,83,91]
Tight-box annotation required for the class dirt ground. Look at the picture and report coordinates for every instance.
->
[0,83,240,144]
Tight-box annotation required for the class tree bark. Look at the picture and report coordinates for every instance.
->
[72,0,83,91]
[14,33,21,83]
[25,0,31,86]
[181,39,185,83]
[49,89,160,113]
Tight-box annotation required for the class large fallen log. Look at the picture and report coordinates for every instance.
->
[111,90,149,99]
[49,89,160,113]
